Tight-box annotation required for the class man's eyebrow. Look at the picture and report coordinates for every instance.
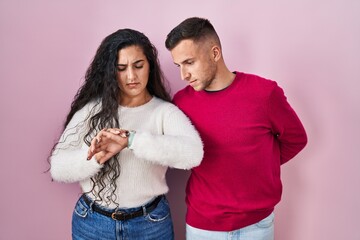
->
[174,58,194,66]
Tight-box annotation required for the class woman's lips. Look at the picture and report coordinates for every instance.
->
[127,82,139,88]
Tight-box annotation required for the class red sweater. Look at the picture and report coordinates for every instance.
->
[173,72,307,231]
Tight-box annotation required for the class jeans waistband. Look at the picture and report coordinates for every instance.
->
[82,194,163,221]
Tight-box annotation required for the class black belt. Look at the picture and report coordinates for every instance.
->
[82,194,163,221]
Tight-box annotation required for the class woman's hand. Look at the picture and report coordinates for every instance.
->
[87,128,129,164]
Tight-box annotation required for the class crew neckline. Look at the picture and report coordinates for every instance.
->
[201,71,241,95]
[119,96,155,110]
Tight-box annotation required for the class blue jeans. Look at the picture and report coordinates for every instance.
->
[72,195,174,240]
[186,212,274,240]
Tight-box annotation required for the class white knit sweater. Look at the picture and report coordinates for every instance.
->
[50,97,203,208]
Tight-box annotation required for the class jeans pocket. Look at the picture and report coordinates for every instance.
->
[255,212,274,228]
[74,197,89,218]
[146,197,170,222]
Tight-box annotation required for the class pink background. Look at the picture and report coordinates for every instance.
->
[1,0,359,239]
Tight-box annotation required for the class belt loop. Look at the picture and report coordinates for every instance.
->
[89,201,94,213]
[84,194,95,213]
[142,205,147,216]
[89,200,95,213]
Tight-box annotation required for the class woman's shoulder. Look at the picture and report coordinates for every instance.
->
[151,97,182,116]
[71,99,101,121]
[152,97,177,109]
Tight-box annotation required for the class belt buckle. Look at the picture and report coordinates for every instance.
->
[111,211,126,221]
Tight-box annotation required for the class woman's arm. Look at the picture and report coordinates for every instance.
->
[50,103,103,183]
[130,105,204,169]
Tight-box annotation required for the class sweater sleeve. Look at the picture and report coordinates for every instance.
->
[129,105,204,170]
[50,103,103,183]
[268,84,308,164]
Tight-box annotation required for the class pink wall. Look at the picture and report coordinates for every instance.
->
[1,0,359,239]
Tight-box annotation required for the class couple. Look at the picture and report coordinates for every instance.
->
[50,17,307,240]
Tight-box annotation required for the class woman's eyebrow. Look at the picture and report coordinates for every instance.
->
[117,59,145,66]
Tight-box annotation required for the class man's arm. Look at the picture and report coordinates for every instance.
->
[268,84,308,164]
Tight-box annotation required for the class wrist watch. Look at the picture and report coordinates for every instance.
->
[127,130,136,148]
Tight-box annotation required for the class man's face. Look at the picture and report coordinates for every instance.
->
[170,39,217,91]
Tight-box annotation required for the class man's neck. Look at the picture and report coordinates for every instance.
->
[205,67,235,91]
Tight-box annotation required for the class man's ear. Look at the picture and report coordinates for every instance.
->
[211,45,221,62]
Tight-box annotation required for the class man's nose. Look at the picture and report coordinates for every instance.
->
[180,68,190,81]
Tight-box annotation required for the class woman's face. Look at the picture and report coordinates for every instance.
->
[116,45,150,103]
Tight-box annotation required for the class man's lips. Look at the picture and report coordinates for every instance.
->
[189,80,197,86]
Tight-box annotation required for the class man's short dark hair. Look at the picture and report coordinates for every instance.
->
[165,17,220,50]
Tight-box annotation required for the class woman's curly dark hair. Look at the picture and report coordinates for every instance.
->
[51,29,171,205]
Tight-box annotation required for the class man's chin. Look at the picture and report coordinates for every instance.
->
[191,84,204,91]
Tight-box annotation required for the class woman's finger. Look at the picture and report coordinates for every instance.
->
[98,151,116,164]
[107,128,121,135]
[107,128,129,138]
[87,136,99,160]
[100,131,124,141]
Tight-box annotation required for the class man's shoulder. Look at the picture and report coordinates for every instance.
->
[241,72,276,84]
[174,85,195,96]
[239,72,278,90]
[173,85,195,104]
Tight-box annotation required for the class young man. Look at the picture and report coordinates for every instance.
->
[165,17,307,240]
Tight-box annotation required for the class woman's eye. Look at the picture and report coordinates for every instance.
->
[117,67,126,71]
[135,65,143,69]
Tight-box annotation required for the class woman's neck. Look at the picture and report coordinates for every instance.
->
[119,92,152,108]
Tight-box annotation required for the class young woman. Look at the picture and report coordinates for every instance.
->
[50,28,203,240]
